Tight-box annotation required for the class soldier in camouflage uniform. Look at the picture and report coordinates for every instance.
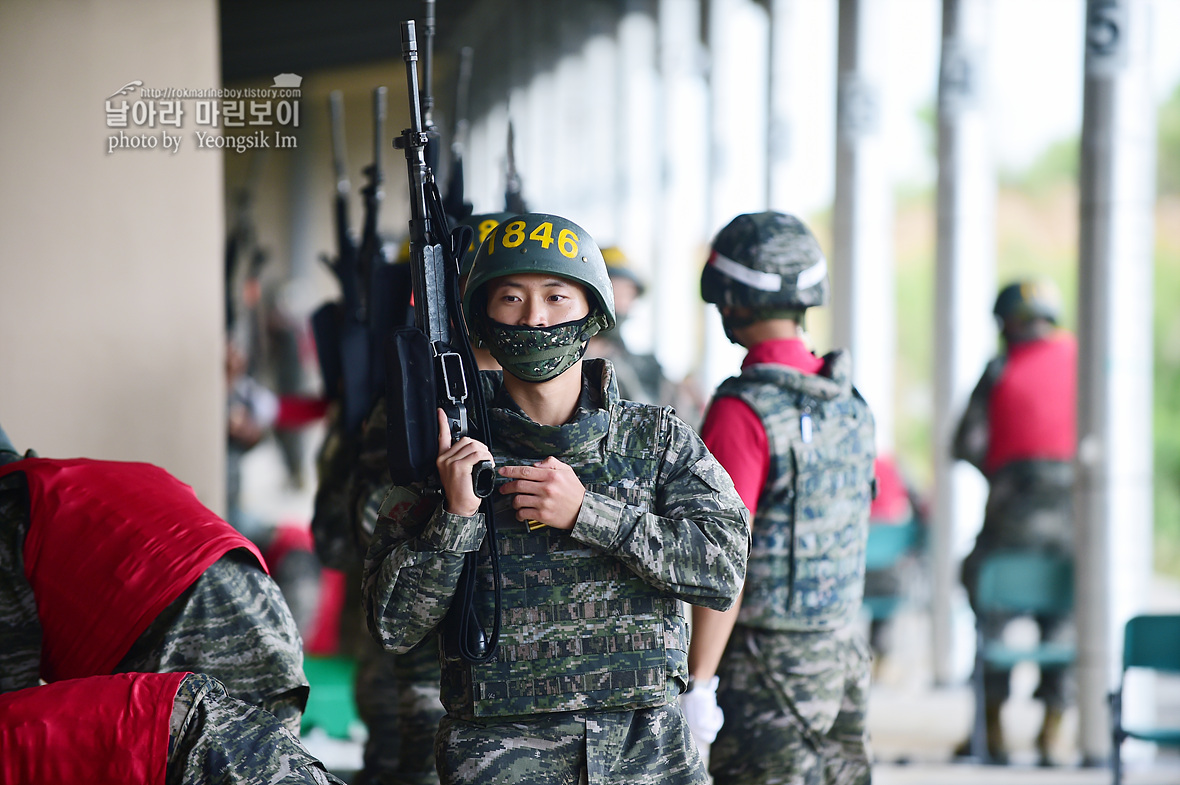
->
[362,212,749,785]
[953,279,1077,764]
[688,212,877,785]
[0,428,307,735]
[1,672,342,785]
[586,247,672,408]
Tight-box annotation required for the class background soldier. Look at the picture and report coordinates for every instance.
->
[586,246,669,407]
[953,278,1077,764]
[1,672,342,785]
[0,425,308,735]
[363,212,749,785]
[687,211,876,785]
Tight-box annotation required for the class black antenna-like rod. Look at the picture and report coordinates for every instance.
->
[422,0,436,127]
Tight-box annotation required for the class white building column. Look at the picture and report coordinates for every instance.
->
[832,0,896,456]
[931,0,995,685]
[702,0,770,397]
[1074,0,1157,763]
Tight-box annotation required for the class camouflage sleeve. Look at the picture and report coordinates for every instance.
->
[361,485,486,654]
[310,408,360,571]
[0,473,42,694]
[347,397,393,555]
[571,413,750,612]
[952,357,1004,472]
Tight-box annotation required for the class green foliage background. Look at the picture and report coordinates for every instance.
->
[876,84,1180,578]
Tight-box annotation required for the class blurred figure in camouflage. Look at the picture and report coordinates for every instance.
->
[689,211,876,785]
[309,213,516,785]
[1,672,342,785]
[0,426,307,735]
[363,212,749,785]
[953,278,1077,765]
[586,246,670,407]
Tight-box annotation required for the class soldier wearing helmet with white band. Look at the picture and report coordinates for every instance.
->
[690,211,877,785]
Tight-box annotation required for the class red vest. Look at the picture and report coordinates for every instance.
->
[0,458,266,682]
[984,333,1077,475]
[0,671,188,785]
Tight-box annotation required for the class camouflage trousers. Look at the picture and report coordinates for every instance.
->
[353,631,444,785]
[168,673,343,785]
[710,624,872,785]
[435,703,708,785]
[117,550,308,735]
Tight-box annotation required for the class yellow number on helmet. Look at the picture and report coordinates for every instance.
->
[528,222,555,249]
[558,228,579,259]
[478,219,498,242]
[502,221,526,248]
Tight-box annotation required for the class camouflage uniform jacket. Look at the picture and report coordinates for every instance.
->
[712,350,875,632]
[363,359,749,719]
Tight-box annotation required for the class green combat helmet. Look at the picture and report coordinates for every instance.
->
[602,246,646,296]
[463,213,615,382]
[457,212,514,278]
[993,279,1062,327]
[701,211,829,342]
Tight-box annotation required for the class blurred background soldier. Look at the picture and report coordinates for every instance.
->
[363,212,749,785]
[586,246,670,407]
[0,425,308,735]
[1,672,343,785]
[310,212,515,785]
[953,278,1077,765]
[688,211,876,785]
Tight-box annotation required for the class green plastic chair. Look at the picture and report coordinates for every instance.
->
[863,520,921,621]
[968,551,1075,762]
[301,654,361,740]
[1110,614,1180,784]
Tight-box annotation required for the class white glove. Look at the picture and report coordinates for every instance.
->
[679,675,724,754]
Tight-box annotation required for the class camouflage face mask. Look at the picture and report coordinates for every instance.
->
[480,313,604,383]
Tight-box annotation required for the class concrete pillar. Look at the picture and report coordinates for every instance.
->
[0,0,225,508]
[703,0,770,397]
[614,1,661,355]
[655,0,710,385]
[766,0,797,211]
[832,0,896,455]
[931,0,995,685]
[1075,0,1156,763]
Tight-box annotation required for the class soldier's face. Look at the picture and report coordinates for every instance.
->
[485,274,590,327]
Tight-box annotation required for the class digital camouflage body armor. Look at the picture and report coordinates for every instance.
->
[715,350,875,632]
[365,360,747,725]
[442,364,690,718]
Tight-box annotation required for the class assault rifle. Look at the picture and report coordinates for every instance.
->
[389,18,500,663]
[311,91,373,435]
[504,120,528,214]
[442,46,474,222]
[224,150,270,342]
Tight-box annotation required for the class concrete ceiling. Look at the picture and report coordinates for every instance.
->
[219,0,482,82]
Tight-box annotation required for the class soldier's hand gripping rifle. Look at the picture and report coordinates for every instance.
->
[311,91,371,435]
[389,18,500,663]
